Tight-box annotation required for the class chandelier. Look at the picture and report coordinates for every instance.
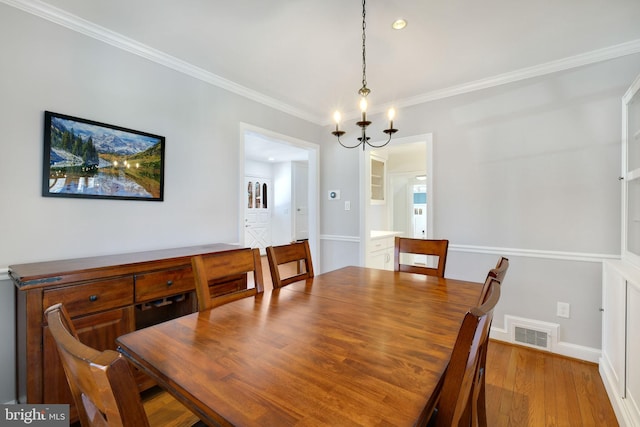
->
[331,0,398,150]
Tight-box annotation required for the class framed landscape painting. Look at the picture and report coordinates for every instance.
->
[42,111,165,201]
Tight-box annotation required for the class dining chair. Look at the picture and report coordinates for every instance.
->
[44,303,204,427]
[266,240,314,288]
[471,257,508,427]
[394,237,449,277]
[191,247,264,311]
[427,277,501,427]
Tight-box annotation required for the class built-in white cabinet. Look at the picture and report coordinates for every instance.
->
[601,261,640,427]
[367,236,394,270]
[623,72,640,264]
[367,231,402,271]
[601,72,640,427]
[370,156,386,204]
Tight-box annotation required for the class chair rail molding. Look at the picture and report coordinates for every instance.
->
[320,234,360,243]
[320,235,618,263]
[450,244,618,263]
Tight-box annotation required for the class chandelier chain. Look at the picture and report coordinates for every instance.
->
[361,0,367,93]
[331,0,397,150]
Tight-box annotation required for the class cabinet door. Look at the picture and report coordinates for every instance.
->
[370,156,386,204]
[623,73,640,262]
[368,251,387,270]
[627,280,640,426]
[43,307,135,421]
[602,262,626,396]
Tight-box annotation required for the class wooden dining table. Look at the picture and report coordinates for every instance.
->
[116,266,482,427]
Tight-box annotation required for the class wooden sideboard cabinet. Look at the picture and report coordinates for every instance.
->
[9,243,246,423]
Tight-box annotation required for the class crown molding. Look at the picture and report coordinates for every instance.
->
[331,38,640,123]
[4,0,640,127]
[1,0,323,124]
[397,39,640,110]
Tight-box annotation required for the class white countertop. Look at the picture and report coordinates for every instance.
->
[370,230,403,240]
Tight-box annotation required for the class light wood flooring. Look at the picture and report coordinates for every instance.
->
[143,258,618,426]
[485,340,617,426]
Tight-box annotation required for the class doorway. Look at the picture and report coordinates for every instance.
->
[239,123,320,263]
[359,134,433,267]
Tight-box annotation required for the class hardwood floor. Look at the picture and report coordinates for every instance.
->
[485,340,617,426]
[142,387,201,427]
[142,259,618,426]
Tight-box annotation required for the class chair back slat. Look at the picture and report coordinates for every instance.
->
[266,240,314,288]
[45,303,150,427]
[191,248,264,311]
[394,237,449,278]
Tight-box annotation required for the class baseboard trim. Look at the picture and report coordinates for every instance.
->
[491,315,601,363]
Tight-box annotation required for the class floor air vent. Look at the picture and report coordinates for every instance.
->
[514,326,549,349]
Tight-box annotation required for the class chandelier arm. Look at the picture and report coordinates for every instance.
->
[337,134,365,150]
[365,134,393,149]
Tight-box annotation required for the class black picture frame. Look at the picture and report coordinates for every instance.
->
[42,111,165,201]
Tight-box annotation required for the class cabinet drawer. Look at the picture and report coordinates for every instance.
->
[134,267,194,302]
[43,277,134,318]
[368,237,394,253]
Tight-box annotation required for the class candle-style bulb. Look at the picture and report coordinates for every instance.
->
[388,108,395,129]
[360,98,367,121]
[360,98,368,112]
[333,111,341,132]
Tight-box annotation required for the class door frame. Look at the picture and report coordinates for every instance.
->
[359,133,433,266]
[239,123,320,267]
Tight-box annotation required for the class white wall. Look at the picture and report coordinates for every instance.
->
[3,0,640,406]
[320,54,640,360]
[0,4,322,403]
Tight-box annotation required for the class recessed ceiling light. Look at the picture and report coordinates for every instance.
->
[392,19,407,30]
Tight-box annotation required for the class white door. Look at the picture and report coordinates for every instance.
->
[293,162,309,241]
[244,177,272,254]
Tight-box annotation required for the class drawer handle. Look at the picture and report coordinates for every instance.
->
[89,295,99,302]
[166,280,173,287]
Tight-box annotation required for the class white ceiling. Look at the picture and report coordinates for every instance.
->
[8,0,640,125]
[244,131,309,163]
